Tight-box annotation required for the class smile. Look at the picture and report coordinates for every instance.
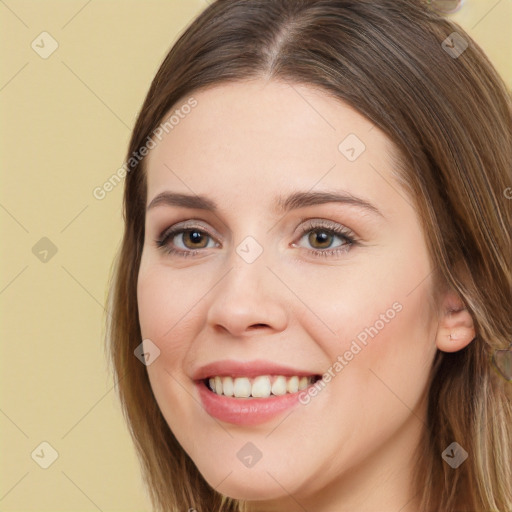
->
[206,374,319,398]
[192,360,322,425]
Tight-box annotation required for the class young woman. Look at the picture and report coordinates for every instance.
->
[105,1,512,510]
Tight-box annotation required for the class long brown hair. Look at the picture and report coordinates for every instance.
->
[105,1,512,510]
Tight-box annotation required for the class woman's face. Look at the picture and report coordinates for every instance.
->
[137,79,439,510]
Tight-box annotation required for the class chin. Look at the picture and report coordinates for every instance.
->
[201,466,292,501]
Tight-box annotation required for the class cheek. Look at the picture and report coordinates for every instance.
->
[297,289,436,481]
[137,264,205,352]
[286,242,433,357]
[313,237,436,401]
[137,266,203,450]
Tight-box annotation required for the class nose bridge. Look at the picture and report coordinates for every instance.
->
[221,209,274,280]
[223,232,274,303]
[205,231,289,336]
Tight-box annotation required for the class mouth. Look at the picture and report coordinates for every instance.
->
[204,374,322,398]
[193,359,323,425]
[194,360,322,425]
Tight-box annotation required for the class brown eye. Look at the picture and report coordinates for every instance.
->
[156,225,218,257]
[180,229,210,249]
[307,230,335,249]
[293,220,357,258]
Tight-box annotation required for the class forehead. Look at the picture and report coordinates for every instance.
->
[144,79,401,214]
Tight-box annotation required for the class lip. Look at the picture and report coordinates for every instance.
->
[197,381,309,426]
[193,359,320,426]
[191,358,317,380]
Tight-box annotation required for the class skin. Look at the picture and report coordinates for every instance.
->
[137,79,475,511]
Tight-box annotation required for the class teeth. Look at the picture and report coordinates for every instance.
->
[222,376,234,397]
[233,377,252,398]
[252,375,272,398]
[271,376,287,396]
[207,374,316,397]
[214,376,223,394]
[287,376,299,393]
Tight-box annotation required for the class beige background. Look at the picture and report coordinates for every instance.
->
[0,1,510,510]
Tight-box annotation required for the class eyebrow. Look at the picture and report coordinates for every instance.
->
[146,190,384,218]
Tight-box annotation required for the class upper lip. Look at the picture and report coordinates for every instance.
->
[191,359,320,380]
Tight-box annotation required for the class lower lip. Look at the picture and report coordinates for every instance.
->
[196,380,305,426]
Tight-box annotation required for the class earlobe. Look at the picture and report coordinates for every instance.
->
[435,290,476,353]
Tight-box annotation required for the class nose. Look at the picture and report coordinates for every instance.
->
[205,250,289,338]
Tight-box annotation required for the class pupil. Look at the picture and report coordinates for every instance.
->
[188,230,205,247]
[189,231,201,242]
[311,230,331,248]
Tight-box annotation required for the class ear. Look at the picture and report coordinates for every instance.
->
[435,288,476,353]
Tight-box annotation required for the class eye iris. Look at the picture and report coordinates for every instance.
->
[184,230,208,249]
[308,230,332,249]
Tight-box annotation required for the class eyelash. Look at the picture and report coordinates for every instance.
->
[155,219,358,259]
